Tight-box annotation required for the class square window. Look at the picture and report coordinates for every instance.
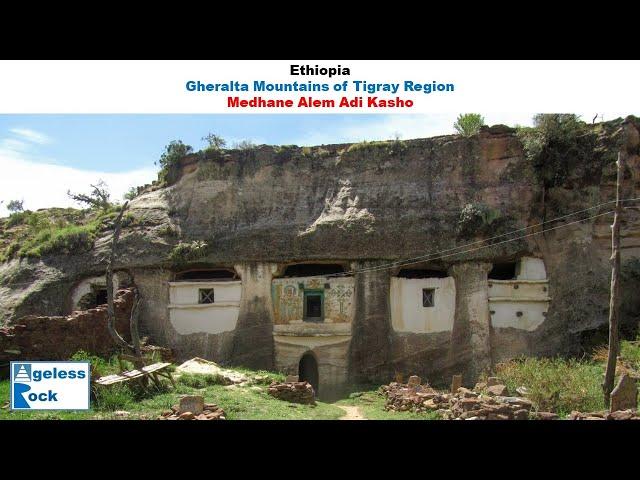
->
[422,288,435,308]
[304,292,323,322]
[199,288,214,304]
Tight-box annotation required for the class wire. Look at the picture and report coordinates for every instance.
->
[311,196,640,279]
[1,198,638,288]
[324,209,614,278]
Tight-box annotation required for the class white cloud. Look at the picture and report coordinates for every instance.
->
[0,138,29,152]
[9,127,52,144]
[0,154,157,217]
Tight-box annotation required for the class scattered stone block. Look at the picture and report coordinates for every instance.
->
[160,401,225,420]
[457,387,478,398]
[610,374,638,413]
[531,411,558,420]
[451,374,462,394]
[487,384,508,396]
[607,409,637,420]
[487,377,501,387]
[513,409,529,420]
[179,395,204,415]
[408,375,421,386]
[268,381,315,404]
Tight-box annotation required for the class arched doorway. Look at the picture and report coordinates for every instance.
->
[298,353,319,396]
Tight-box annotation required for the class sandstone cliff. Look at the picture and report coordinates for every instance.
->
[1,118,639,383]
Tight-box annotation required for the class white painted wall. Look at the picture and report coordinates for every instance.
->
[488,280,549,299]
[390,277,456,333]
[169,281,241,304]
[517,257,547,280]
[490,300,548,331]
[489,256,550,331]
[168,281,241,335]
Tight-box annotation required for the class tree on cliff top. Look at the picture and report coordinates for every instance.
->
[454,113,485,137]
[6,199,24,213]
[157,140,193,185]
[67,180,111,210]
[202,133,226,152]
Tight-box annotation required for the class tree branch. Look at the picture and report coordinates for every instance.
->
[106,201,135,352]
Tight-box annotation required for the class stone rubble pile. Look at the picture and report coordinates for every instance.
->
[569,409,639,420]
[158,395,226,420]
[382,375,559,420]
[268,381,316,405]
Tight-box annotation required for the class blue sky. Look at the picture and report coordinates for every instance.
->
[0,112,625,215]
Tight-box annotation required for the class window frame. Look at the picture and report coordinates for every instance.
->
[198,288,215,304]
[303,289,324,322]
[422,288,435,308]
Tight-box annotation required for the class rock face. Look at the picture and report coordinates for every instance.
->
[0,288,134,363]
[1,119,639,393]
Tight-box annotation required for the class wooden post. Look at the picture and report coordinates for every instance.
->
[603,151,624,405]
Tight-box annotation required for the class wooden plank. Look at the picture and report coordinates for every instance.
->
[94,363,173,385]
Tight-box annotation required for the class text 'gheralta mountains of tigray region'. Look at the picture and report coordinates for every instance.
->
[184,64,456,110]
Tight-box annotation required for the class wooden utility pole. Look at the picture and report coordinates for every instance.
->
[603,150,625,405]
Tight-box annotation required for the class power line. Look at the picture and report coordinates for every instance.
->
[2,198,639,288]
[325,209,614,278]
[312,196,640,279]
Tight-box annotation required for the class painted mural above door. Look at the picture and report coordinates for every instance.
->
[272,276,355,324]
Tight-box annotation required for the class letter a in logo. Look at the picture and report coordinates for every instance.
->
[12,364,33,409]
[14,364,31,382]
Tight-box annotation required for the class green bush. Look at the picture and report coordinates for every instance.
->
[517,114,597,188]
[232,140,256,150]
[157,224,178,237]
[342,139,405,160]
[202,133,226,152]
[454,113,485,137]
[620,338,640,373]
[495,357,605,415]
[457,202,502,238]
[6,210,32,227]
[70,350,111,377]
[168,240,208,264]
[94,383,136,411]
[158,140,193,185]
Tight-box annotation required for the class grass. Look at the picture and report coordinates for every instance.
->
[0,355,343,420]
[0,379,345,420]
[334,387,440,420]
[0,206,122,262]
[493,337,640,417]
[494,357,605,416]
[2,341,638,421]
